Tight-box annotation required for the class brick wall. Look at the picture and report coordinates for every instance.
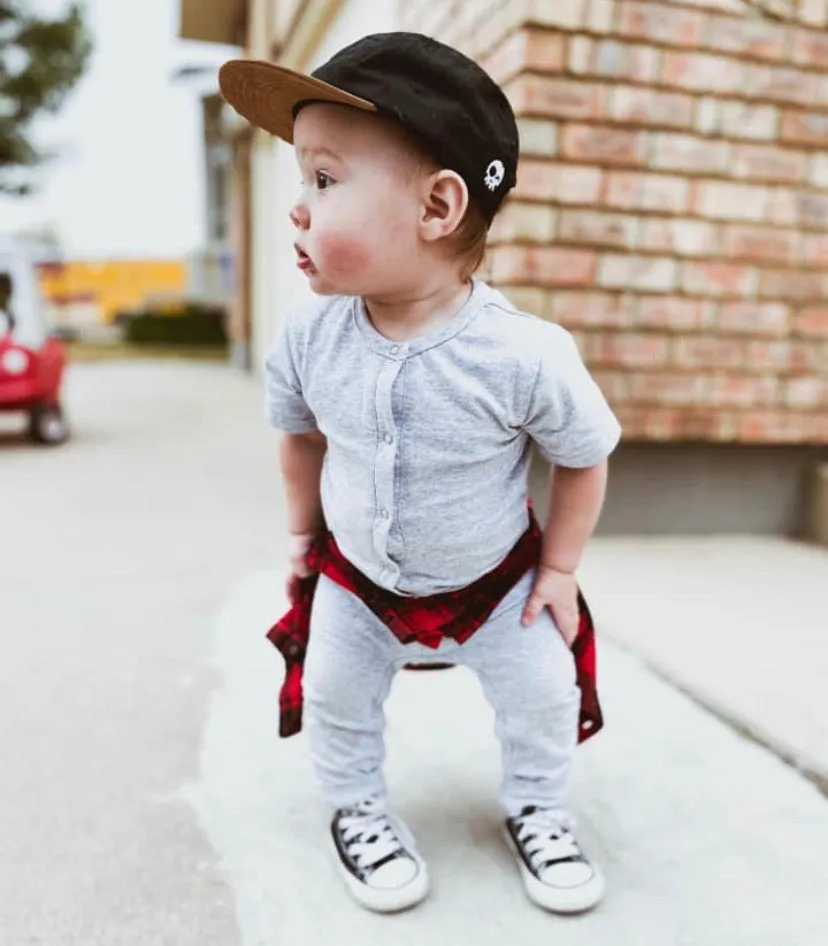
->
[399,0,828,445]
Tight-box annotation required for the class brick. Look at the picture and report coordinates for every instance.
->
[803,233,828,264]
[591,370,632,403]
[568,36,593,73]
[586,0,615,32]
[501,286,548,315]
[696,98,719,135]
[692,181,769,221]
[731,145,808,183]
[757,0,800,17]
[718,302,791,336]
[611,87,694,129]
[718,101,778,141]
[662,52,744,94]
[792,339,828,371]
[672,337,746,370]
[637,297,714,331]
[592,40,660,82]
[605,172,689,213]
[639,218,719,257]
[723,226,800,263]
[513,158,558,201]
[518,118,558,158]
[516,118,558,157]
[631,374,710,407]
[623,404,696,440]
[705,15,791,61]
[793,28,828,67]
[561,125,646,166]
[652,134,730,174]
[618,2,703,46]
[750,67,821,106]
[488,202,557,243]
[558,210,637,248]
[679,409,739,439]
[747,340,793,371]
[796,192,828,230]
[783,377,827,410]
[768,187,799,226]
[468,2,524,57]
[759,269,826,299]
[739,411,811,444]
[590,332,670,368]
[781,111,828,146]
[454,0,495,35]
[672,0,743,10]
[709,376,779,409]
[525,0,587,29]
[547,291,636,328]
[489,245,597,286]
[810,154,828,188]
[799,0,828,27]
[557,165,606,204]
[599,254,678,292]
[796,308,828,336]
[483,30,565,85]
[681,261,757,297]
[506,75,605,120]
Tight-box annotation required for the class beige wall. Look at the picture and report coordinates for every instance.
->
[250,0,400,370]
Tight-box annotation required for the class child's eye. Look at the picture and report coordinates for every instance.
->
[315,171,334,191]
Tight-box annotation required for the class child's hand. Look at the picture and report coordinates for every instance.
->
[285,531,317,602]
[521,566,580,647]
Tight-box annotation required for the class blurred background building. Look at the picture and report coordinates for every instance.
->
[180,0,828,536]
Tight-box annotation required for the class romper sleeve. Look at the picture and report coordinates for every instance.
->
[263,309,319,433]
[523,325,621,468]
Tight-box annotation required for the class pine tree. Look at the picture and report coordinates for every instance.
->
[0,1,92,195]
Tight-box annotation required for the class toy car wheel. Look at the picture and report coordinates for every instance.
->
[29,404,70,445]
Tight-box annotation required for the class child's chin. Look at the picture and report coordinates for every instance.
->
[308,274,351,297]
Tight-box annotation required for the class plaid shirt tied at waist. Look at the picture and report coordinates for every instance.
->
[266,511,604,743]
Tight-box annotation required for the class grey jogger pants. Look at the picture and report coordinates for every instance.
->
[303,569,581,818]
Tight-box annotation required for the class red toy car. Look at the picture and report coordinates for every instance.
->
[0,238,69,444]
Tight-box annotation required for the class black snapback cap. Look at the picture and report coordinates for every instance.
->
[219,32,519,222]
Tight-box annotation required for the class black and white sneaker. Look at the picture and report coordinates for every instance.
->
[505,807,605,914]
[331,798,429,913]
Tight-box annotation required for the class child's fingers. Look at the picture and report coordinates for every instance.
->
[551,604,579,647]
[521,594,543,626]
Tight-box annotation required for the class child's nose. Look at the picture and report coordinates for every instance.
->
[290,203,310,230]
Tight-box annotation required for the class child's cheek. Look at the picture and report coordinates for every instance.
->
[316,233,373,277]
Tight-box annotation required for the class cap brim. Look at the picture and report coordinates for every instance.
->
[218,60,376,143]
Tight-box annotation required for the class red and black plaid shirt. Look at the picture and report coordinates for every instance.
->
[266,511,603,743]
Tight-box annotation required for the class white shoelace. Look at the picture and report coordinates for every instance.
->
[514,809,581,873]
[339,807,406,871]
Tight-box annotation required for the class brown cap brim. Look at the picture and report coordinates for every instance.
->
[218,60,376,143]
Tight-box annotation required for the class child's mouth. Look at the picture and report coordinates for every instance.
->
[295,245,316,274]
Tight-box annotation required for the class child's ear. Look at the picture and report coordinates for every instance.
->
[420,170,469,243]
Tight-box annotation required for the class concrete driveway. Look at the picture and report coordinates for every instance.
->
[1,361,826,946]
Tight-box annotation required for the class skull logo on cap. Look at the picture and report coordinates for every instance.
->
[484,159,506,192]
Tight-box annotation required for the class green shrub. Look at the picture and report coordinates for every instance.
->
[119,304,228,346]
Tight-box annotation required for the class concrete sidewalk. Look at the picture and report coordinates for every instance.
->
[186,567,828,945]
[6,360,823,945]
[580,536,828,793]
